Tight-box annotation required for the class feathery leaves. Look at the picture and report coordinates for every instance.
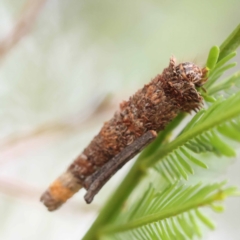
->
[100,182,238,239]
[83,24,240,240]
[143,92,240,183]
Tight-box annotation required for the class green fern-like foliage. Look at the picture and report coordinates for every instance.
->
[101,182,237,240]
[83,24,240,240]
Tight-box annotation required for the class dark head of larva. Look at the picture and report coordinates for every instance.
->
[175,62,208,87]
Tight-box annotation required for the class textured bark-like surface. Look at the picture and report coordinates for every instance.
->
[41,57,207,211]
[84,130,157,204]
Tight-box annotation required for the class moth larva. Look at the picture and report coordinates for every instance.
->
[40,57,208,211]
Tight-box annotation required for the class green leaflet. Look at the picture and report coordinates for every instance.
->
[218,24,240,61]
[195,209,215,230]
[180,147,208,169]
[206,46,220,70]
[208,71,240,96]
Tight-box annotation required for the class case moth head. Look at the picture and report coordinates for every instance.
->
[176,62,208,87]
[170,57,208,87]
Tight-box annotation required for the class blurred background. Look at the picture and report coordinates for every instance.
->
[0,0,239,239]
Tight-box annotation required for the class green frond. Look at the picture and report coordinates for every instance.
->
[83,25,240,240]
[99,182,235,240]
[218,24,240,61]
[142,92,240,182]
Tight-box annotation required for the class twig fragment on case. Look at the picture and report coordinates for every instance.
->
[84,130,157,203]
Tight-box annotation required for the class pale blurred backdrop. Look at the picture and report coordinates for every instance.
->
[0,0,240,239]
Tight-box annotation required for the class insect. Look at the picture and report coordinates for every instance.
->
[40,57,208,211]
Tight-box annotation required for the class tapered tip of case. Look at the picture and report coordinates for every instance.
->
[40,171,82,211]
[40,190,63,211]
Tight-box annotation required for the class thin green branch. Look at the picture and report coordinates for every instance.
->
[141,93,240,168]
[100,190,224,235]
[218,24,240,61]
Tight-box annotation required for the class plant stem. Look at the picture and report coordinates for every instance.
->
[218,24,240,61]
[100,191,224,235]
